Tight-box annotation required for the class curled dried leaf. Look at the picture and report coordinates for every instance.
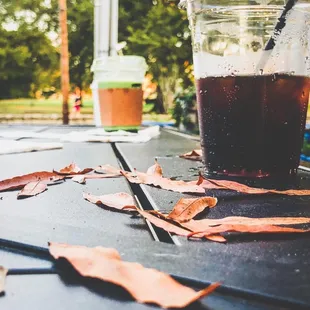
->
[83,192,136,211]
[135,208,192,237]
[0,266,7,295]
[54,163,93,176]
[194,175,228,190]
[49,242,220,308]
[122,170,205,194]
[180,149,203,161]
[95,164,122,175]
[182,216,310,232]
[203,235,227,243]
[168,197,218,222]
[17,181,47,199]
[188,224,310,239]
[200,177,310,196]
[0,171,64,192]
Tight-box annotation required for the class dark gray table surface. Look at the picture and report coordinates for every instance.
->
[1,125,309,309]
[116,129,310,308]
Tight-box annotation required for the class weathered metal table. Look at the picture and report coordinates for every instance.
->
[1,125,310,310]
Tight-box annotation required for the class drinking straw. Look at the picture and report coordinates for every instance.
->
[256,0,298,72]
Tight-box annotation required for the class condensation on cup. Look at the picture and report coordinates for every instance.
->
[180,0,310,177]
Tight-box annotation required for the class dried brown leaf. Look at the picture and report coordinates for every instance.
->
[188,224,310,239]
[0,266,8,294]
[135,208,192,237]
[95,164,121,175]
[168,197,218,222]
[122,170,205,194]
[270,189,310,196]
[194,176,310,196]
[83,192,136,211]
[17,181,47,199]
[194,175,228,190]
[204,178,310,196]
[54,163,93,175]
[182,216,310,232]
[146,159,163,177]
[180,149,203,161]
[0,171,64,192]
[49,242,220,308]
[207,179,269,194]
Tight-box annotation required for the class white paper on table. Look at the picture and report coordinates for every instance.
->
[138,126,160,138]
[0,140,63,155]
[61,126,161,143]
[60,132,152,143]
[84,128,137,136]
[0,126,161,143]
[0,131,64,140]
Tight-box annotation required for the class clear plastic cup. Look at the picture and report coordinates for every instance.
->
[181,0,310,177]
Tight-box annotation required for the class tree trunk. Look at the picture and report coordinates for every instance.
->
[150,85,166,114]
[59,0,70,124]
[158,65,179,112]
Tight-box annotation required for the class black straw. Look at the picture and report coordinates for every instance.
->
[264,0,298,51]
[256,0,298,72]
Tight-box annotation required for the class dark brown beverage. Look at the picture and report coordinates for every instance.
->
[196,74,310,177]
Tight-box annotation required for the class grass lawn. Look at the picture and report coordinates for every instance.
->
[0,99,173,123]
[0,98,93,114]
[0,99,157,115]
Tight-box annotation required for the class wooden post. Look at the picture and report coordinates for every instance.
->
[59,0,70,124]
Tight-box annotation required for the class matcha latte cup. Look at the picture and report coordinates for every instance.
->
[91,56,147,130]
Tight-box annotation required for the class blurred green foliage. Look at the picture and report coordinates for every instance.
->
[172,86,199,133]
[0,0,193,105]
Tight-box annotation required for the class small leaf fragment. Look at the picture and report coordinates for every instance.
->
[204,235,227,243]
[122,170,205,194]
[136,208,192,237]
[136,208,226,242]
[95,164,121,175]
[72,175,86,184]
[54,163,93,175]
[168,197,218,222]
[49,242,220,308]
[0,266,8,295]
[17,181,47,199]
[0,171,64,192]
[180,149,202,161]
[72,173,120,184]
[195,175,228,190]
[146,159,163,177]
[83,192,136,211]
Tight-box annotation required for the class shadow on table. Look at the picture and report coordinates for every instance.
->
[54,259,211,310]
